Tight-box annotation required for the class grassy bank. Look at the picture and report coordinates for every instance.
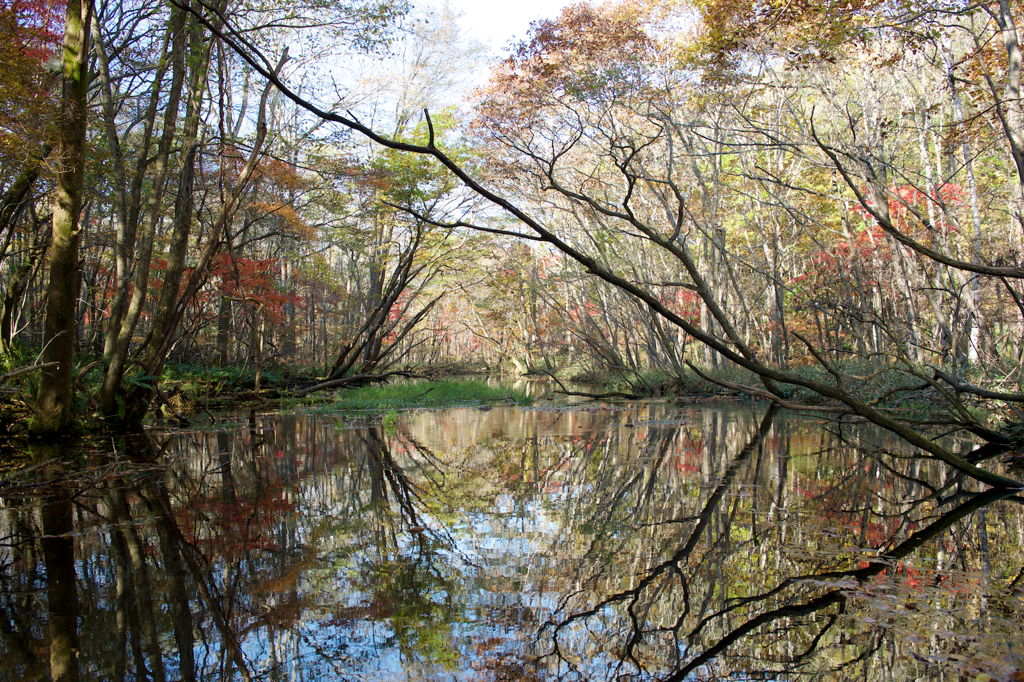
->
[320,380,533,412]
[147,364,534,420]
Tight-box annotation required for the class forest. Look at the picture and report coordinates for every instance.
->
[1,0,1023,487]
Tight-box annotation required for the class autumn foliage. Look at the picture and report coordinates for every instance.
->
[0,0,61,166]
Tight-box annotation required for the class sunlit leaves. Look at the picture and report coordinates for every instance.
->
[686,0,955,82]
[364,110,464,208]
[475,3,657,136]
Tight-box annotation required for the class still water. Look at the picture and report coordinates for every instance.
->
[1,401,1022,681]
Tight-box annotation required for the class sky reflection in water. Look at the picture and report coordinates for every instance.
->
[1,402,1022,681]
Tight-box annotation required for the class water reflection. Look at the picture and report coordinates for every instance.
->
[0,403,1021,680]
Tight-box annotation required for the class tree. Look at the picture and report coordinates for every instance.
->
[8,0,409,429]
[33,0,90,434]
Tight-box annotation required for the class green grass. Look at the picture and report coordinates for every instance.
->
[321,380,533,412]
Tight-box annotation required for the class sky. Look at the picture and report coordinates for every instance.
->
[439,0,574,56]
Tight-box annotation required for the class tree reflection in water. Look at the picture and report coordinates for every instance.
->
[0,404,1021,680]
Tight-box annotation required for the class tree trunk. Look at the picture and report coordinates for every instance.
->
[34,0,90,434]
[42,495,80,682]
[217,296,232,366]
[282,259,296,358]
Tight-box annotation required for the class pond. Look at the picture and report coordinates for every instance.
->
[1,401,1022,681]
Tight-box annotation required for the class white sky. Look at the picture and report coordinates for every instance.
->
[438,0,573,56]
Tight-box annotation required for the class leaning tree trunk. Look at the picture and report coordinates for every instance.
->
[34,0,90,435]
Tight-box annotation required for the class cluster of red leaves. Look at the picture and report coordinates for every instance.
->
[794,224,889,283]
[209,253,299,324]
[386,288,410,325]
[567,300,601,325]
[663,289,700,322]
[853,183,966,228]
[0,0,62,163]
[796,183,966,287]
[0,0,61,60]
[381,289,414,344]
